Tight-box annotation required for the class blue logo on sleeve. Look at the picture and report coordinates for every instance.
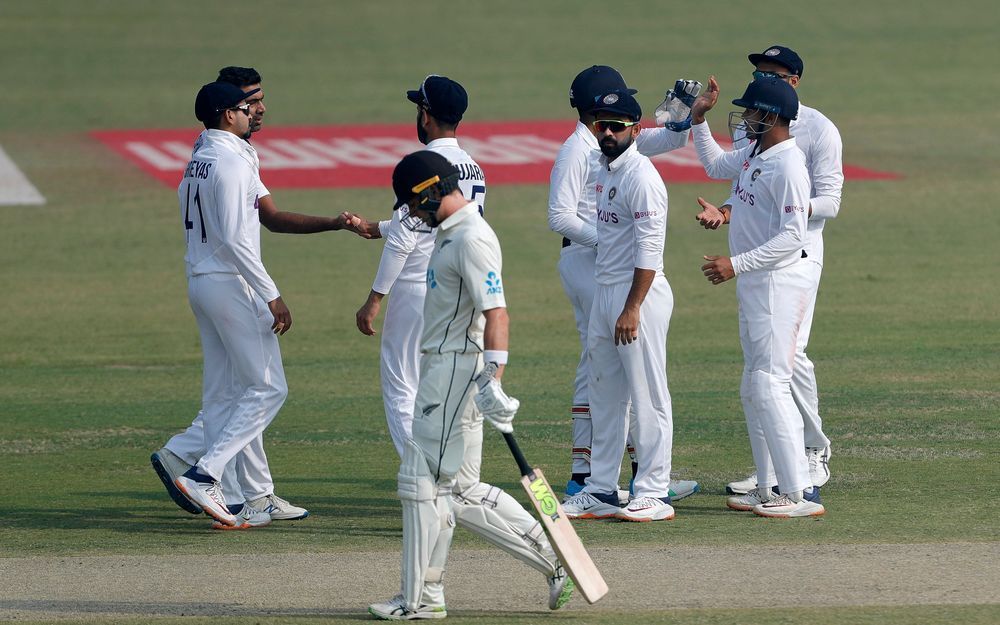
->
[485,271,503,295]
[427,269,437,289]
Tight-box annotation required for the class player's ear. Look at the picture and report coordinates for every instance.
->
[788,75,800,88]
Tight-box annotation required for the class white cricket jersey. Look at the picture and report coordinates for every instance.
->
[593,141,669,285]
[548,121,687,248]
[372,138,486,293]
[420,202,506,355]
[696,103,843,266]
[692,123,810,274]
[179,129,279,303]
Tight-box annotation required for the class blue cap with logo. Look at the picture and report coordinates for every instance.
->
[407,75,468,125]
[569,65,638,112]
[590,89,642,122]
[748,45,804,77]
[194,81,260,122]
[732,76,799,121]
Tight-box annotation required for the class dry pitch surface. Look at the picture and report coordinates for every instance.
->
[1,543,997,620]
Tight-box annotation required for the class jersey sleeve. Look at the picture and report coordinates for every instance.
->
[214,165,280,302]
[635,126,689,156]
[460,237,507,311]
[255,178,271,200]
[547,142,598,247]
[371,210,420,295]
[628,165,668,271]
[691,122,750,180]
[807,121,844,221]
[731,162,810,274]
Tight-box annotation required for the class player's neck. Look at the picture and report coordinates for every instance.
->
[758,127,791,153]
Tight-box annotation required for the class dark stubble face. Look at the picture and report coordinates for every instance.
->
[599,128,635,160]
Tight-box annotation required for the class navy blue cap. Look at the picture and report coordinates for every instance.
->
[748,45,804,77]
[392,150,460,209]
[407,75,468,124]
[591,89,642,122]
[569,65,638,112]
[732,77,799,121]
[195,82,260,122]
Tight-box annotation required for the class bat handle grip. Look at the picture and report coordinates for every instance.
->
[502,431,533,478]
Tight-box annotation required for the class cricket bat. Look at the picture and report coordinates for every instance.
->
[502,431,609,604]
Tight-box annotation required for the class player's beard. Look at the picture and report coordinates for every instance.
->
[416,116,429,145]
[599,132,634,160]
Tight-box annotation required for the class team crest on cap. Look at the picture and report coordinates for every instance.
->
[765,48,781,56]
[602,93,620,104]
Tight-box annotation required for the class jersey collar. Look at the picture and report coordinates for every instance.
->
[575,121,600,150]
[755,136,798,161]
[426,137,460,150]
[438,201,479,231]
[600,139,640,172]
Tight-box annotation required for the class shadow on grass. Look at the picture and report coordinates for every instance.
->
[1,599,367,619]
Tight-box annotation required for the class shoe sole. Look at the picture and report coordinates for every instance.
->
[614,512,675,522]
[368,607,447,620]
[753,507,826,519]
[566,511,619,520]
[212,519,272,530]
[174,478,237,526]
[726,501,756,512]
[150,453,201,515]
[269,511,309,521]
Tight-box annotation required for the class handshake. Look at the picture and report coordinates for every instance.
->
[474,362,519,433]
[654,79,703,132]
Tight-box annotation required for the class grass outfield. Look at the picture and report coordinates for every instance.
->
[1,1,998,623]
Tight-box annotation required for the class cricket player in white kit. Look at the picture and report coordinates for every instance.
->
[152,67,356,528]
[550,66,701,503]
[693,77,825,518]
[170,81,291,528]
[560,90,677,523]
[355,75,486,458]
[369,151,571,620]
[692,46,842,496]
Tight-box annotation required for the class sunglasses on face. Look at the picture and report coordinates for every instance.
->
[593,119,639,133]
[753,69,796,81]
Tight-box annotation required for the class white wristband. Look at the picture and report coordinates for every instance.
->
[483,350,508,365]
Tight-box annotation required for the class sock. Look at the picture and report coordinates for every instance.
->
[570,473,589,485]
[182,467,214,484]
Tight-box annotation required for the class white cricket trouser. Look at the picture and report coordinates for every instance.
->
[187,273,287,482]
[557,244,635,475]
[381,280,426,458]
[165,415,273,503]
[737,266,812,495]
[792,261,830,449]
[584,277,674,499]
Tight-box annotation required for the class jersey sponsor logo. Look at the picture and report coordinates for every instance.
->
[784,205,805,213]
[608,187,617,200]
[734,180,755,206]
[485,271,503,295]
[91,122,898,189]
[427,268,437,289]
[595,183,604,193]
[596,208,619,223]
[634,209,657,220]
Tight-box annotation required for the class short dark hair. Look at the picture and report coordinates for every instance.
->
[203,110,226,130]
[217,66,262,88]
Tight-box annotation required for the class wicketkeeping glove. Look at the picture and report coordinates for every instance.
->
[653,79,703,132]
[474,363,519,433]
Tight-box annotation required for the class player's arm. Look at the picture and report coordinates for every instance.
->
[637,79,703,155]
[214,168,289,333]
[482,307,510,380]
[807,122,844,220]
[548,142,598,247]
[616,173,666,344]
[355,213,418,335]
[256,194,364,235]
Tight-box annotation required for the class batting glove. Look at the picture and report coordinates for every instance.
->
[654,79,703,132]
[474,364,519,433]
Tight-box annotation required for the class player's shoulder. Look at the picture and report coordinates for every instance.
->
[798,104,841,136]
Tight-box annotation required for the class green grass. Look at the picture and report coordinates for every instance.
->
[0,0,998,622]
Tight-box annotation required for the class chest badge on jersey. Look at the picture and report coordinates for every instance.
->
[608,187,617,200]
[485,271,503,295]
[751,169,761,182]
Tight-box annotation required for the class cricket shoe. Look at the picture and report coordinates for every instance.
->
[212,502,271,530]
[368,594,446,620]
[562,491,621,519]
[615,496,675,522]
[807,445,832,487]
[622,479,700,505]
[175,469,237,526]
[726,471,758,495]
[726,486,778,511]
[248,493,309,520]
[547,563,575,610]
[753,487,824,518]
[150,448,201,515]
